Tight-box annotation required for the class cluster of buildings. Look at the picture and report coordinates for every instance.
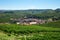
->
[10,18,47,25]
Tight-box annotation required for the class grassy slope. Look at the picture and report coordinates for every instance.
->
[0,31,60,40]
[0,24,60,34]
[0,21,60,40]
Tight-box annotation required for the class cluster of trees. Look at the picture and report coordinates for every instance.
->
[0,8,60,23]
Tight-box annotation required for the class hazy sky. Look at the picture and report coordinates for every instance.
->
[0,0,60,10]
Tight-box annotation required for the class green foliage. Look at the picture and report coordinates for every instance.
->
[40,20,60,28]
[0,9,60,40]
[0,8,60,22]
[0,21,60,40]
[0,24,60,35]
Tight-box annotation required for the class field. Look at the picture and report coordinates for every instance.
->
[0,21,60,40]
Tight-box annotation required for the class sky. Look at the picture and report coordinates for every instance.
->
[0,0,60,10]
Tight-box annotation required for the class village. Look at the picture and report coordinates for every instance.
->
[10,17,54,25]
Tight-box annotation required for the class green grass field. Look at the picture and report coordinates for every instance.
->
[0,21,60,40]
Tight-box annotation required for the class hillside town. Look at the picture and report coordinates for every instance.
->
[10,18,55,25]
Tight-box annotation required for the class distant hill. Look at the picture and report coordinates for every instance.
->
[0,8,60,22]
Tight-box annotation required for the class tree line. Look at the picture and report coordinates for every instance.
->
[0,8,60,23]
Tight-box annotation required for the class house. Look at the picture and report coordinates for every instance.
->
[29,22,37,24]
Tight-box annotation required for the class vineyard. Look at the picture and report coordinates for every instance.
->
[0,21,60,40]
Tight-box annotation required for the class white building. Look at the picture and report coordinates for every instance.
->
[29,22,37,24]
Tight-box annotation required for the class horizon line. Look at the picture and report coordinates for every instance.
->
[0,8,60,10]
